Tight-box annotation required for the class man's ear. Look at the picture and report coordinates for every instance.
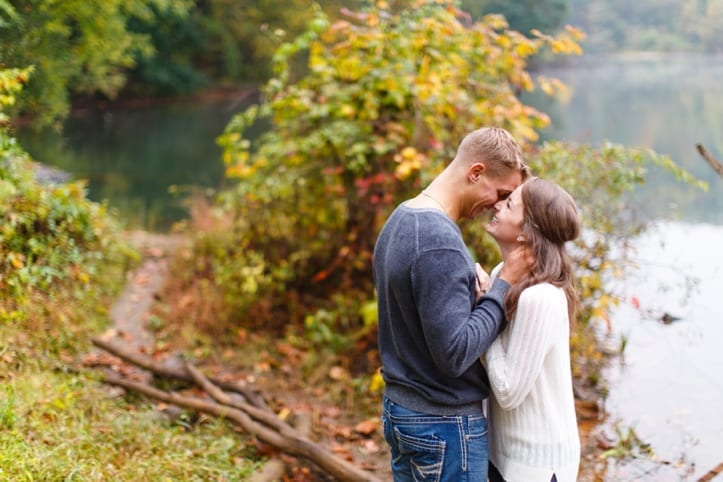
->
[469,162,486,182]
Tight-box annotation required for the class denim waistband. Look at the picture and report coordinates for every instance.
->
[384,385,486,417]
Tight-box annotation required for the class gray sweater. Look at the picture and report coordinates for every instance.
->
[373,204,510,416]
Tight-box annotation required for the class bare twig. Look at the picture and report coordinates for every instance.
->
[696,143,723,177]
[91,336,268,409]
[698,461,723,482]
[184,362,294,435]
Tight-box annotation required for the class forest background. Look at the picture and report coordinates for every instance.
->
[0,0,712,480]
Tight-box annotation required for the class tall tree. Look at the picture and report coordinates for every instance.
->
[0,0,193,128]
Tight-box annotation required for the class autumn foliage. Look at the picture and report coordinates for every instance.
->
[182,1,584,339]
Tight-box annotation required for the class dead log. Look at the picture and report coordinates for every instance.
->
[696,143,723,177]
[91,336,268,409]
[98,371,382,482]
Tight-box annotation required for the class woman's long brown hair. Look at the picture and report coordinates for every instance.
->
[504,178,580,326]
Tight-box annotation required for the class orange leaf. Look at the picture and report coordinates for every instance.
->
[354,418,380,436]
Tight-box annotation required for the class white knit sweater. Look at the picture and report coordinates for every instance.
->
[484,276,580,482]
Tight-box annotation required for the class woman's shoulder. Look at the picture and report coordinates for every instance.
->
[519,282,566,306]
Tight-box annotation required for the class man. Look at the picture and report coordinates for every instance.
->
[373,127,531,481]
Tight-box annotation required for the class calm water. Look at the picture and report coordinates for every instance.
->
[17,95,242,230]
[528,52,723,224]
[527,54,723,480]
[599,222,723,481]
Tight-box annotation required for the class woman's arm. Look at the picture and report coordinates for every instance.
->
[485,284,565,410]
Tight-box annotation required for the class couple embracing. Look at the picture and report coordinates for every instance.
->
[373,127,581,482]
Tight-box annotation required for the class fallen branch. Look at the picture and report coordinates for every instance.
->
[698,461,723,482]
[91,336,268,409]
[249,410,312,481]
[696,143,723,176]
[98,370,382,482]
[184,362,297,436]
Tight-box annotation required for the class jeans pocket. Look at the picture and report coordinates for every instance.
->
[466,415,488,439]
[393,426,446,482]
[464,415,489,476]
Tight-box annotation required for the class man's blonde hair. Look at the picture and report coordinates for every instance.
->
[456,127,530,179]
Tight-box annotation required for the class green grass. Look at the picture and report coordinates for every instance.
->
[0,369,260,481]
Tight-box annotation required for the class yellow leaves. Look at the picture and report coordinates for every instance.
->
[224,147,248,168]
[225,153,269,180]
[550,37,583,56]
[509,70,534,92]
[495,35,511,48]
[413,36,429,51]
[335,56,367,82]
[514,42,539,58]
[240,262,267,294]
[565,25,587,42]
[369,368,385,393]
[308,41,327,71]
[8,252,24,269]
[482,13,509,31]
[394,146,425,180]
[338,104,355,118]
[530,27,583,56]
[511,122,539,144]
[537,75,570,102]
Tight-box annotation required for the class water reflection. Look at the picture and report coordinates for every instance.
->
[592,221,723,481]
[17,96,241,231]
[526,53,723,224]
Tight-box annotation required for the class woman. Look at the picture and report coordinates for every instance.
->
[482,177,581,482]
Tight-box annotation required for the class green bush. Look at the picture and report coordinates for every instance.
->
[0,148,134,324]
[1,67,136,353]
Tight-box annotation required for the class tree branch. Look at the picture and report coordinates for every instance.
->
[91,336,268,409]
[696,143,723,177]
[92,341,382,482]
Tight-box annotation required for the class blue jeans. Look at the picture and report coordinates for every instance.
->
[381,396,489,482]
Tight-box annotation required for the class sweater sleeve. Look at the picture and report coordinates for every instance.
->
[485,284,564,410]
[413,249,508,378]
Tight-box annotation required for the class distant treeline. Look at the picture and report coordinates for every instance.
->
[568,0,723,53]
[1,0,717,128]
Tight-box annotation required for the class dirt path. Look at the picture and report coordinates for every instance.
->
[97,231,187,383]
[97,231,392,480]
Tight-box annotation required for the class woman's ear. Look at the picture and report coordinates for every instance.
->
[516,235,526,243]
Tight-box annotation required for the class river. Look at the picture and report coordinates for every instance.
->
[528,53,723,481]
[17,93,243,231]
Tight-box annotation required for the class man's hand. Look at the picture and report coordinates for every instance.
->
[498,245,534,285]
[475,262,491,303]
